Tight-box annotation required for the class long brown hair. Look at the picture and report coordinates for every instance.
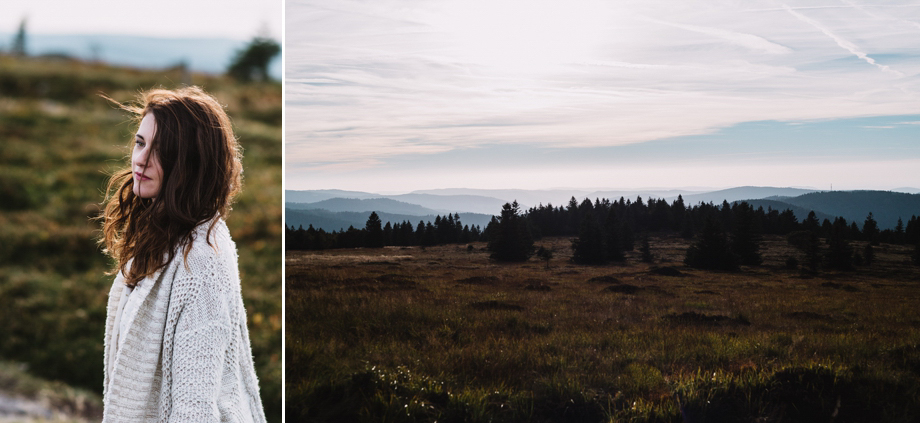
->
[99,86,243,287]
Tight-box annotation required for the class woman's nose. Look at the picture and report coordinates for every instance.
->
[133,147,147,167]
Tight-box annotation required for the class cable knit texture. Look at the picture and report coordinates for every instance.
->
[103,219,266,422]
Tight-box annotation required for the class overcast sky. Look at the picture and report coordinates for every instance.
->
[289,0,920,192]
[2,0,282,40]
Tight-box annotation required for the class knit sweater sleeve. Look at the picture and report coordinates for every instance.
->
[166,232,237,422]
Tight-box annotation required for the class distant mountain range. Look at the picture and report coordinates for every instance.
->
[1,33,281,79]
[681,186,819,205]
[286,209,494,233]
[286,190,506,215]
[287,198,442,216]
[286,186,825,212]
[286,187,920,231]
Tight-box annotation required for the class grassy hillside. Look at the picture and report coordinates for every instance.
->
[0,55,281,422]
[287,237,920,422]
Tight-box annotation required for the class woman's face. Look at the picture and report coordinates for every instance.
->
[131,112,163,199]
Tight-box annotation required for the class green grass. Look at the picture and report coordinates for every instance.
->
[0,55,281,422]
[286,237,920,422]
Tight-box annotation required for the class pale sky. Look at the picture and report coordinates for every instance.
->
[286,0,920,192]
[2,0,282,40]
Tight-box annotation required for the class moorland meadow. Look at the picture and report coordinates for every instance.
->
[286,231,920,422]
[0,55,281,421]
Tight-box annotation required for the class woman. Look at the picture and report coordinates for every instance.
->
[99,86,266,422]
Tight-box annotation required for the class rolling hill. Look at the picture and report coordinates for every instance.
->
[769,190,920,229]
[286,208,494,233]
[681,186,818,206]
[287,198,441,215]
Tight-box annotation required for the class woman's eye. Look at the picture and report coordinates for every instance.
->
[135,140,145,147]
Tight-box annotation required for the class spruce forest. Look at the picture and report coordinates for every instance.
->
[287,195,920,268]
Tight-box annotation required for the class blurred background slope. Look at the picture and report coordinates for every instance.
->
[0,22,282,422]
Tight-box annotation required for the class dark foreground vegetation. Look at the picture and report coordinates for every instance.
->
[287,234,920,422]
[0,55,281,421]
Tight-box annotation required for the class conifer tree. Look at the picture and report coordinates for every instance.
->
[863,213,880,246]
[639,235,654,263]
[461,224,471,243]
[827,217,854,270]
[364,212,384,248]
[730,202,763,266]
[685,216,738,271]
[672,195,686,233]
[719,200,733,229]
[906,216,920,245]
[488,201,534,262]
[228,36,280,82]
[536,246,553,269]
[680,213,695,239]
[803,211,820,234]
[778,209,798,234]
[849,222,862,241]
[821,219,833,237]
[894,218,905,244]
[383,221,393,246]
[471,225,482,241]
[423,222,436,246]
[11,19,27,56]
[604,208,626,262]
[572,211,607,264]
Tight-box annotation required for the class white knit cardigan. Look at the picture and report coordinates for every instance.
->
[103,219,266,422]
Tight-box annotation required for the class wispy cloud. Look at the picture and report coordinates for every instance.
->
[638,15,792,55]
[782,3,903,76]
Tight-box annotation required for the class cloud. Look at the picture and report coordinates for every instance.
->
[782,3,903,76]
[638,15,792,55]
[286,0,920,180]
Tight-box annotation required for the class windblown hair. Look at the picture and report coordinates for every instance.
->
[100,86,243,287]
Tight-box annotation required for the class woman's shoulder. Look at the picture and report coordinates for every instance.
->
[177,218,238,275]
[190,217,234,247]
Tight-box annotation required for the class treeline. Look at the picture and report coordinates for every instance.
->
[526,196,919,245]
[286,212,484,250]
[486,196,920,270]
[285,195,920,269]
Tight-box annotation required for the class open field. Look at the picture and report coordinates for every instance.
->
[0,55,281,421]
[286,235,920,422]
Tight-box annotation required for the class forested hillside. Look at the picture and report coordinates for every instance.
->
[775,190,920,229]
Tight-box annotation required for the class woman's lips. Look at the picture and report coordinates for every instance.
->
[135,172,151,181]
